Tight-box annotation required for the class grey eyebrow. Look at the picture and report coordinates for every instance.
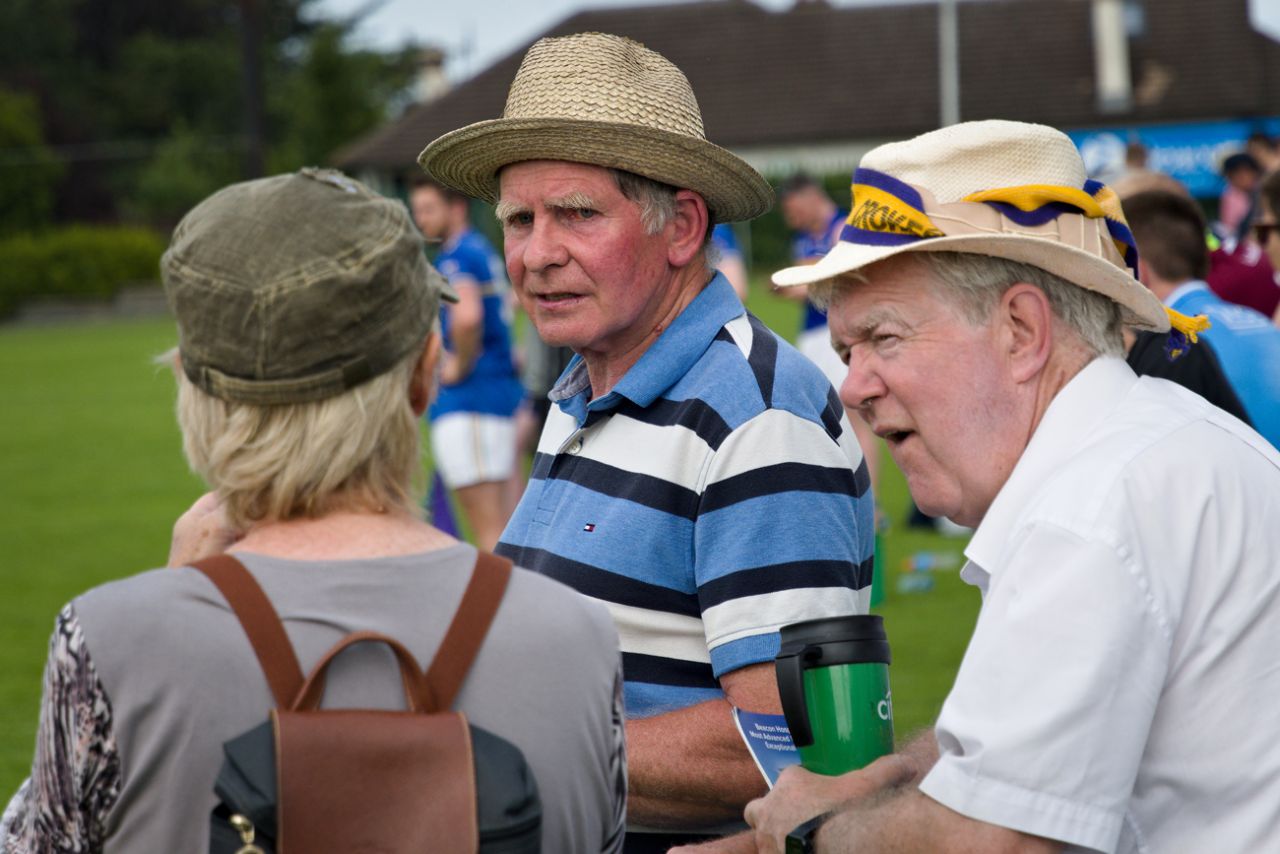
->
[494,200,525,222]
[546,192,598,210]
[494,193,599,224]
[848,308,911,340]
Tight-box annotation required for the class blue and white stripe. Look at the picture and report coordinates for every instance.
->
[497,274,874,719]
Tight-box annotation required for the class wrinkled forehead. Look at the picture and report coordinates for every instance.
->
[824,255,950,325]
[496,159,617,197]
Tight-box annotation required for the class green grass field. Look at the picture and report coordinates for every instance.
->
[0,282,980,796]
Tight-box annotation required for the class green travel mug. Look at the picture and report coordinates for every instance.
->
[775,615,894,776]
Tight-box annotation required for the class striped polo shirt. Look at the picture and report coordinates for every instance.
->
[496,274,873,718]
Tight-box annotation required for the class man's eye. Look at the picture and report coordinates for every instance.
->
[506,212,533,228]
[575,208,597,220]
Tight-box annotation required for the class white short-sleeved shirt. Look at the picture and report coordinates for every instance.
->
[918,357,1280,853]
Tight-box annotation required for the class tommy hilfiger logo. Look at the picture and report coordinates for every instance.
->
[583,523,596,533]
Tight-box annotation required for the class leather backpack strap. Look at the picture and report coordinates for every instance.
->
[190,553,305,709]
[425,550,513,711]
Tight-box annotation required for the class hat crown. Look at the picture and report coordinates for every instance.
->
[502,32,706,139]
[162,168,447,404]
[863,120,1086,203]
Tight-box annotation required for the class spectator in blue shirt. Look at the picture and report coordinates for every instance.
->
[409,176,525,548]
[711,223,749,301]
[1125,189,1280,448]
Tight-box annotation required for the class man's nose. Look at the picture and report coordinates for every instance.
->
[521,218,569,273]
[839,353,887,412]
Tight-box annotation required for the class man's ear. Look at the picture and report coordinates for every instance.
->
[410,331,443,416]
[1136,257,1153,287]
[999,283,1054,383]
[667,189,710,268]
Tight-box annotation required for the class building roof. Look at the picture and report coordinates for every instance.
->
[336,0,1280,173]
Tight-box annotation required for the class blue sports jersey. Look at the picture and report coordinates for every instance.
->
[711,223,741,259]
[429,229,524,420]
[791,209,847,331]
[1168,282,1280,448]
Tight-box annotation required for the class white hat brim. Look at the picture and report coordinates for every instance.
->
[773,233,1169,332]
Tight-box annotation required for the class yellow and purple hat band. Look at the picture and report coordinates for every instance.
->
[838,168,1140,274]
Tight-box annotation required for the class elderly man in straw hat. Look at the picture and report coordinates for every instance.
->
[676,120,1280,854]
[420,32,875,849]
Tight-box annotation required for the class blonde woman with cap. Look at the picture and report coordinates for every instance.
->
[677,121,1280,854]
[0,168,627,853]
[420,32,875,852]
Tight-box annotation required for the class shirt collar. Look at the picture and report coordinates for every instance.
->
[548,272,745,425]
[964,356,1139,580]
[1163,279,1209,307]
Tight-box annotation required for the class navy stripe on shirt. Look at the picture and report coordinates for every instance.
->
[697,557,876,611]
[495,543,701,618]
[609,397,734,452]
[529,454,702,520]
[821,386,846,443]
[700,460,871,515]
[623,651,717,689]
[746,314,777,408]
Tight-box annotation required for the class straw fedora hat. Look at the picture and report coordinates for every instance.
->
[418,32,773,224]
[773,120,1170,331]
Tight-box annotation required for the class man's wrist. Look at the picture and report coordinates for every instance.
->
[785,814,825,854]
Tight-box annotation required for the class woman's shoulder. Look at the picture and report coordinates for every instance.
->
[500,563,619,648]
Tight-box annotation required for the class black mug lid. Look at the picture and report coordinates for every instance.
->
[780,614,885,645]
[777,614,890,667]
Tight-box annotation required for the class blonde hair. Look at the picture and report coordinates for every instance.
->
[172,347,425,531]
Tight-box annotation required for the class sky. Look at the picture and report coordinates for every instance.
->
[311,0,1280,82]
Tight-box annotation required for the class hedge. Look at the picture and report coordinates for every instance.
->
[0,226,165,320]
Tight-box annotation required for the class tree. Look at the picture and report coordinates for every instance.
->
[271,23,418,170]
[0,0,417,225]
[0,87,64,233]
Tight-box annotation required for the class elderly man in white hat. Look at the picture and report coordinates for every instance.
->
[420,33,876,851]
[677,120,1280,854]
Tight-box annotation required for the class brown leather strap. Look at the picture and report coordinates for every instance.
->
[291,631,432,713]
[190,554,305,709]
[424,551,512,711]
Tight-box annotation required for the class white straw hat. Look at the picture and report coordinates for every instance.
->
[773,120,1170,331]
[418,32,773,224]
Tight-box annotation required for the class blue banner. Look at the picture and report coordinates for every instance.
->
[1069,118,1280,198]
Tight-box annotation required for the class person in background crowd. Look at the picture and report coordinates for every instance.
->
[774,173,846,376]
[1122,323,1251,426]
[0,169,627,854]
[712,223,749,301]
[678,118,1280,854]
[1246,131,1280,175]
[1205,149,1279,319]
[419,32,874,853]
[1206,226,1279,319]
[1255,167,1280,326]
[1107,142,1191,202]
[1110,186,1253,424]
[775,173,882,497]
[1125,189,1280,448]
[1216,152,1262,243]
[409,176,525,550]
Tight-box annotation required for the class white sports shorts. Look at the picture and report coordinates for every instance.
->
[797,325,847,391]
[430,412,518,489]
